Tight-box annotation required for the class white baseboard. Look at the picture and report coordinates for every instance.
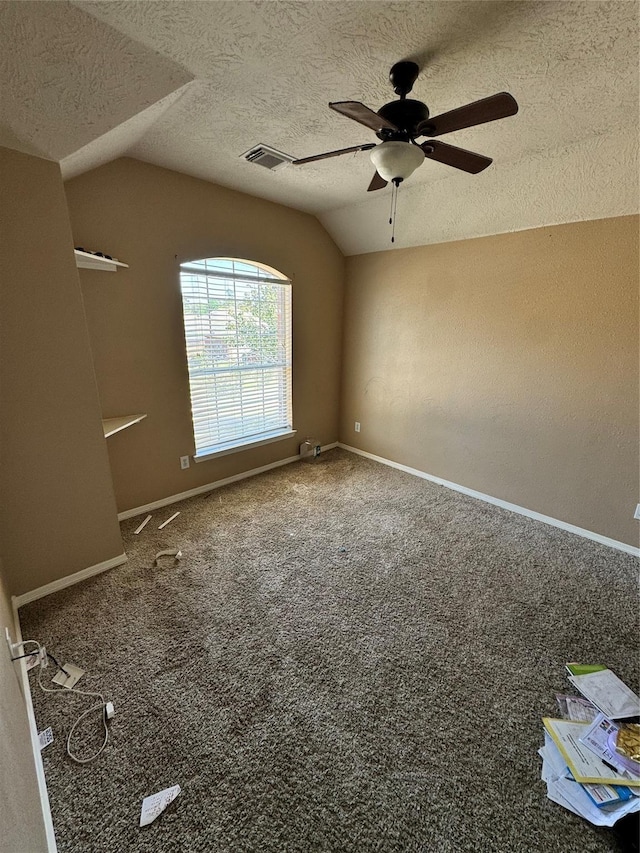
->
[13,444,342,606]
[13,553,128,609]
[118,442,340,521]
[5,440,342,851]
[11,602,57,853]
[339,443,640,557]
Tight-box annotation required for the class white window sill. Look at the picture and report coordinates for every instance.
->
[194,429,297,462]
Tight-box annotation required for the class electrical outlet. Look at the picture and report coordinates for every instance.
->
[354,422,361,433]
[635,503,640,520]
[180,456,190,470]
[5,627,39,669]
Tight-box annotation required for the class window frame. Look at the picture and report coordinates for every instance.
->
[179,257,294,461]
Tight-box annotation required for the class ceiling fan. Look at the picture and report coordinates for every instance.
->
[292,61,518,191]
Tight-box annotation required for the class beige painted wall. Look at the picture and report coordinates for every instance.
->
[64,158,344,513]
[0,569,48,853]
[340,216,639,548]
[0,147,124,596]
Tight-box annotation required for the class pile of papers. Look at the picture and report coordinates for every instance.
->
[539,664,640,827]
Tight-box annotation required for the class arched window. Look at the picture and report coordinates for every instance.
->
[179,257,293,460]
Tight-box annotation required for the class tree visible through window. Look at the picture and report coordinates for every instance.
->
[179,258,292,457]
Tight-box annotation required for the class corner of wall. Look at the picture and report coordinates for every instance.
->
[0,145,123,597]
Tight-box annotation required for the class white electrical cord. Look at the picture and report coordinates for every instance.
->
[18,639,111,764]
[64,703,109,764]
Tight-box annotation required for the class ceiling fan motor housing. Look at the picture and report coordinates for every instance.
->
[377,99,430,139]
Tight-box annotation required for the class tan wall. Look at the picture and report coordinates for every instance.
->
[0,571,48,853]
[340,216,639,548]
[0,147,123,596]
[64,158,344,513]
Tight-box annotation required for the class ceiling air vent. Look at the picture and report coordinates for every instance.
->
[241,144,294,171]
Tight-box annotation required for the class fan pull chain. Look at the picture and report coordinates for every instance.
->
[391,181,400,243]
[388,179,401,243]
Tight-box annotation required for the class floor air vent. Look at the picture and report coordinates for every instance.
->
[241,144,294,171]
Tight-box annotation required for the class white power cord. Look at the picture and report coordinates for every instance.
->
[65,702,110,764]
[17,638,113,764]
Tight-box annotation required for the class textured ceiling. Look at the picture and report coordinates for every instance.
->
[0,1,193,160]
[1,1,638,254]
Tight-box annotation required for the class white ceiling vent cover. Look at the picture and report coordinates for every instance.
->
[241,144,294,171]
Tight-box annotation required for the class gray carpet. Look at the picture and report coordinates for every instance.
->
[20,449,639,853]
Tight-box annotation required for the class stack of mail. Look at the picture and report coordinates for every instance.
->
[539,730,639,826]
[539,665,640,826]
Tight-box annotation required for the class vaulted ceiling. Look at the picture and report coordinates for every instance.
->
[1,1,637,254]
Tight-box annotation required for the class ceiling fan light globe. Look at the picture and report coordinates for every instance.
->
[369,141,424,182]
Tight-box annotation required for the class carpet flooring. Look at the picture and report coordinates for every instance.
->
[20,449,639,853]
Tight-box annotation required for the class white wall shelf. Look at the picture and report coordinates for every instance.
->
[75,249,129,272]
[102,414,147,438]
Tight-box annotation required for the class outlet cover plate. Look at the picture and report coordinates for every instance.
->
[634,503,640,520]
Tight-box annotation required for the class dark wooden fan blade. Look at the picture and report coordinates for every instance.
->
[421,140,492,173]
[292,143,376,166]
[418,92,518,138]
[367,170,388,191]
[329,101,399,133]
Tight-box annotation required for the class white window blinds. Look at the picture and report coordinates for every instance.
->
[179,258,292,457]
